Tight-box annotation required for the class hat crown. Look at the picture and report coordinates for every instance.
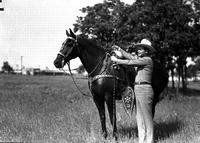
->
[134,38,156,53]
[140,39,152,46]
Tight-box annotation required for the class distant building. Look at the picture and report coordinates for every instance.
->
[22,68,40,75]
[12,66,84,76]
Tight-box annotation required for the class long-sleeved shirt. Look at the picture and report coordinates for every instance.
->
[114,48,153,84]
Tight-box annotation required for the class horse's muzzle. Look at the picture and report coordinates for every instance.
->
[54,58,65,68]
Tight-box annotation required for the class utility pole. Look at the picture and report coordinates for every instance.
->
[21,56,23,74]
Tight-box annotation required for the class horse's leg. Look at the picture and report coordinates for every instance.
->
[152,102,156,118]
[152,97,158,118]
[93,95,107,138]
[105,93,118,139]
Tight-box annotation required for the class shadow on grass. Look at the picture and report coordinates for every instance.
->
[116,119,183,142]
[117,126,137,139]
[168,87,200,97]
[154,119,184,142]
[181,88,200,96]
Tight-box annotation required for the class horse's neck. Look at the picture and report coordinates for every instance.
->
[81,51,105,75]
[78,42,105,76]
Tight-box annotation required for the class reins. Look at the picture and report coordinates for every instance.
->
[61,53,108,97]
[58,37,122,101]
[112,67,116,135]
[58,37,92,97]
[60,62,92,97]
[63,58,117,135]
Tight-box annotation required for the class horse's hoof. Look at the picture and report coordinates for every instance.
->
[113,132,118,141]
[102,131,108,139]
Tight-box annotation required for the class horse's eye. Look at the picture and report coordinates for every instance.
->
[67,39,74,45]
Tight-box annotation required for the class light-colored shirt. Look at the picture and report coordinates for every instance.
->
[133,57,153,83]
[114,49,153,83]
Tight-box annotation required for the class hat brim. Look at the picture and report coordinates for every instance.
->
[134,44,156,53]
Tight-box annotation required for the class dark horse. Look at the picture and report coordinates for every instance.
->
[54,29,168,139]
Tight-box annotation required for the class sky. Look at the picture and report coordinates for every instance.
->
[0,0,134,70]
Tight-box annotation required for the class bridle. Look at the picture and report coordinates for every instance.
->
[57,36,79,60]
[58,36,107,77]
[57,36,92,97]
[58,36,106,97]
[57,52,66,59]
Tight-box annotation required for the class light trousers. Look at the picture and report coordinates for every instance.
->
[134,84,154,143]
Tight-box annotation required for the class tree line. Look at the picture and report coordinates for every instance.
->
[73,0,200,91]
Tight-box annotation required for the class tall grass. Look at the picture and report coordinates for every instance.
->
[0,74,199,143]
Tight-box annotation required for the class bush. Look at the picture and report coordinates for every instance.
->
[1,61,14,73]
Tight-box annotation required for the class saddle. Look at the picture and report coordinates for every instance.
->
[121,86,135,117]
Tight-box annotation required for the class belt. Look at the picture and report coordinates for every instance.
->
[134,82,151,85]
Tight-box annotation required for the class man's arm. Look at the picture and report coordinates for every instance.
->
[120,48,136,60]
[111,56,149,66]
[112,45,136,60]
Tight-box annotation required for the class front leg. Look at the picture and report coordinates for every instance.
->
[105,94,118,140]
[93,95,107,138]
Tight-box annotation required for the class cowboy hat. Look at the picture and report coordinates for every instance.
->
[134,39,156,53]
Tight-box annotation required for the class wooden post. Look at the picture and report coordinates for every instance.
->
[21,56,23,74]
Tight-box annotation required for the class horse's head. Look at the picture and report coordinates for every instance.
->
[54,29,79,68]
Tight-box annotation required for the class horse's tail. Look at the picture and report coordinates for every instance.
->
[151,60,169,117]
[152,60,169,103]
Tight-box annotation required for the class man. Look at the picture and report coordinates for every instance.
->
[111,39,155,143]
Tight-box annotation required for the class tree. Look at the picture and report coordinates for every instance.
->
[1,61,14,73]
[73,0,200,91]
[187,65,197,78]
[131,0,199,91]
[74,0,134,47]
[194,56,200,71]
[187,57,200,80]
[77,64,86,74]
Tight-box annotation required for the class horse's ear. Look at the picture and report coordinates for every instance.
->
[66,30,70,36]
[69,28,76,40]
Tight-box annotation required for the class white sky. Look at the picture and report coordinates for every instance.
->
[0,0,134,70]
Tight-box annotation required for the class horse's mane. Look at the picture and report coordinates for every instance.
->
[78,37,105,53]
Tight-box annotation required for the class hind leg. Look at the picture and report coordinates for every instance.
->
[105,94,118,139]
[93,95,107,138]
[152,98,158,118]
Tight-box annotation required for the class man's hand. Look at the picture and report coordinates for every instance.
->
[112,50,123,58]
[111,45,121,51]
[111,56,118,62]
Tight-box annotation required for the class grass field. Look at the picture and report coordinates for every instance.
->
[0,74,200,143]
